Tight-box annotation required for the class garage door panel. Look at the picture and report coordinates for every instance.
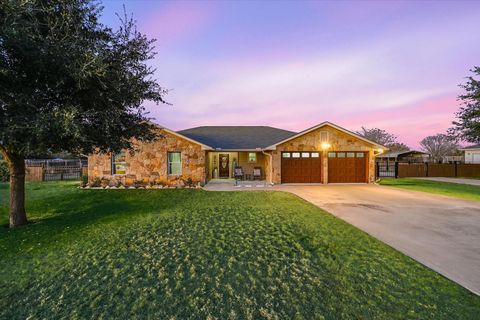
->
[282,152,322,183]
[328,151,367,183]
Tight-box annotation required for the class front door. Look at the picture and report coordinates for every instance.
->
[219,154,230,178]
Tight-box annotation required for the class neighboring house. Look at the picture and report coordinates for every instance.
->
[88,121,385,186]
[460,145,480,164]
[376,150,430,163]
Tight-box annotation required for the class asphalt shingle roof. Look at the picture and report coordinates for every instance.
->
[462,144,480,150]
[178,126,296,149]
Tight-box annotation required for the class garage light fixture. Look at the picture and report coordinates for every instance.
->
[375,148,384,154]
[321,143,331,150]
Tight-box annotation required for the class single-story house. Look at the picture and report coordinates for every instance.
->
[88,121,385,186]
[460,144,480,164]
[376,150,430,163]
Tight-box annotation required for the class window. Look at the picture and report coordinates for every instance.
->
[356,152,364,158]
[302,152,310,158]
[328,152,336,158]
[292,152,301,158]
[311,152,320,158]
[168,152,182,175]
[347,152,355,158]
[337,152,346,158]
[282,152,291,158]
[248,152,257,162]
[112,151,126,175]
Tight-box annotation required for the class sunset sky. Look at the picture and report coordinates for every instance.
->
[101,0,480,148]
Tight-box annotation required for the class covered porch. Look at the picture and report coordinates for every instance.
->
[206,151,269,181]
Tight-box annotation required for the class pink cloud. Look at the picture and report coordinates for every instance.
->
[138,2,216,49]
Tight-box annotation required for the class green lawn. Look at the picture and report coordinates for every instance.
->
[1,182,479,319]
[379,178,480,201]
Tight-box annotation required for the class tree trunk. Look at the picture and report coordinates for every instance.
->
[3,151,28,227]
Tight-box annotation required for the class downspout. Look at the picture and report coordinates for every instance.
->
[262,150,274,185]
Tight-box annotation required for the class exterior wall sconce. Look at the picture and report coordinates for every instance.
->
[321,143,331,150]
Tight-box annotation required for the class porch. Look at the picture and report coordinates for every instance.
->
[206,151,268,181]
[204,178,271,191]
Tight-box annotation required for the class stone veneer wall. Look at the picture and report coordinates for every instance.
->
[270,125,377,184]
[88,129,207,186]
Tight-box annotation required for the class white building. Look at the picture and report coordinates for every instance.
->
[461,145,480,164]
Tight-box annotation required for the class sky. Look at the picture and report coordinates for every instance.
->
[101,0,480,148]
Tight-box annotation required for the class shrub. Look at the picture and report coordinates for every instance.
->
[0,161,9,182]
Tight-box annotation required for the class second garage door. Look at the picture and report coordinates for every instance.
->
[328,151,368,183]
[281,152,322,183]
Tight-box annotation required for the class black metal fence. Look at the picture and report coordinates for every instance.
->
[25,159,87,181]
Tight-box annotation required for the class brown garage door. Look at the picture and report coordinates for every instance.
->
[328,151,368,183]
[281,152,322,183]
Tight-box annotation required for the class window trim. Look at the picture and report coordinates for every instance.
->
[167,151,182,176]
[112,151,127,175]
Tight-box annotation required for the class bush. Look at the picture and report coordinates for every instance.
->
[0,161,9,182]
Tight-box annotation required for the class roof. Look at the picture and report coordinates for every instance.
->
[177,126,296,150]
[151,123,213,150]
[265,121,386,150]
[376,150,430,158]
[460,144,480,150]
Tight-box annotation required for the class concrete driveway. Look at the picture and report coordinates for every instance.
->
[277,184,480,295]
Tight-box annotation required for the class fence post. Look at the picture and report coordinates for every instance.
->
[425,162,429,177]
[394,161,399,179]
[454,161,458,177]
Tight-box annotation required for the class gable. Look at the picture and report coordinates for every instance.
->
[266,122,385,150]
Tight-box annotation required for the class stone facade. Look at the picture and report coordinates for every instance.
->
[268,124,377,184]
[88,129,207,186]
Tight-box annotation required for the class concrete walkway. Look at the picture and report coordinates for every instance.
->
[417,177,480,186]
[277,184,480,295]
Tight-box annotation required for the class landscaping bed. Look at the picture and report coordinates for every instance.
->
[1,182,479,319]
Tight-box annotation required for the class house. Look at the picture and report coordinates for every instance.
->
[460,145,480,164]
[376,150,430,163]
[88,121,385,186]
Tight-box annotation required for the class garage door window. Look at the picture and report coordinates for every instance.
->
[328,152,336,158]
[302,152,310,158]
[282,152,290,158]
[337,152,346,158]
[311,152,319,158]
[292,152,300,158]
[356,153,364,157]
[347,152,355,157]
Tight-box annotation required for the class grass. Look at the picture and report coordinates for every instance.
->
[379,178,480,201]
[0,182,479,319]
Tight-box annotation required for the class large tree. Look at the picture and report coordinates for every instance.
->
[356,127,409,152]
[450,67,480,143]
[420,134,459,162]
[0,0,166,227]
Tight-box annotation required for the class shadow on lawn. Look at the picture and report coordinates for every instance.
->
[0,184,205,252]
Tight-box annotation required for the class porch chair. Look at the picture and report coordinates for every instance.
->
[234,166,244,181]
[253,167,262,180]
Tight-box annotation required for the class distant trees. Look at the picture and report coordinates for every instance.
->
[356,127,409,152]
[420,134,460,161]
[450,67,480,144]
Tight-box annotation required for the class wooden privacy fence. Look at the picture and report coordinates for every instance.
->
[377,162,480,179]
[25,159,87,182]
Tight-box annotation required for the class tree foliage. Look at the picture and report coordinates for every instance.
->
[356,127,409,152]
[450,67,480,144]
[420,134,459,161]
[0,0,166,226]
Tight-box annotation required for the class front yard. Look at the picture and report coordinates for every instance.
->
[0,182,479,319]
[379,178,480,201]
